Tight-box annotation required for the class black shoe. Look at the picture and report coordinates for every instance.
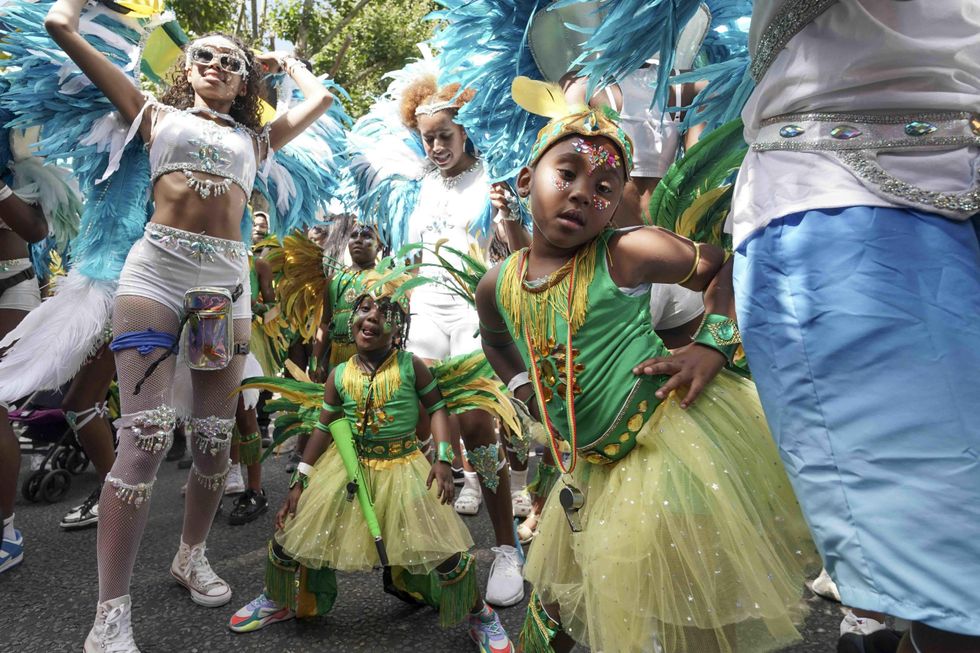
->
[60,486,101,530]
[838,630,903,653]
[166,431,186,462]
[452,467,465,487]
[229,488,268,526]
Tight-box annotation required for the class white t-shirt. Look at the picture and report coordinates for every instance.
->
[731,0,980,248]
[618,66,681,179]
[407,161,492,306]
[649,283,704,331]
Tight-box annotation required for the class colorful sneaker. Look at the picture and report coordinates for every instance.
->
[83,595,140,653]
[228,593,294,633]
[840,609,888,637]
[0,527,23,574]
[468,604,513,653]
[485,545,524,607]
[170,539,232,607]
[61,486,101,530]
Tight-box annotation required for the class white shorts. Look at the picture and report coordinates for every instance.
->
[406,291,480,361]
[0,258,41,313]
[116,223,251,320]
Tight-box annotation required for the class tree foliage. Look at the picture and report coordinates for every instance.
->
[167,0,239,37]
[271,0,438,116]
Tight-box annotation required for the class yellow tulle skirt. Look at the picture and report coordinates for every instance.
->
[526,370,819,653]
[277,448,474,575]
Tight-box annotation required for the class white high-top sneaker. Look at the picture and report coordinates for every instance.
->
[83,595,140,653]
[170,539,232,607]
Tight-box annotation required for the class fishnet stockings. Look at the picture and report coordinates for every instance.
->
[181,318,250,545]
[98,296,250,601]
[99,296,179,601]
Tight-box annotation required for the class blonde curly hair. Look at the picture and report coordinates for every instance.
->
[399,75,476,131]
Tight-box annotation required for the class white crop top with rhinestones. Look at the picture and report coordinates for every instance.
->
[103,96,270,200]
[147,103,265,198]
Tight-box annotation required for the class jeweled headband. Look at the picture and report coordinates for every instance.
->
[414,99,460,116]
[512,76,634,177]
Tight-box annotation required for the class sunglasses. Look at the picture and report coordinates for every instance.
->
[186,45,249,77]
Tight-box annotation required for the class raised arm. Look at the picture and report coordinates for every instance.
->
[256,55,334,152]
[0,181,48,243]
[45,0,149,140]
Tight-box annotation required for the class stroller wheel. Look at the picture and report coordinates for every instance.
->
[40,469,71,503]
[22,470,46,502]
[66,449,89,475]
[53,447,71,470]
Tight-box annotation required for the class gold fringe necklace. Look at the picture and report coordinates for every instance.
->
[340,349,402,413]
[499,238,600,355]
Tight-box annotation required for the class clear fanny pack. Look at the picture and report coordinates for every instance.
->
[181,286,235,371]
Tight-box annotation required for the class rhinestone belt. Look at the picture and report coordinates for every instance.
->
[753,111,980,216]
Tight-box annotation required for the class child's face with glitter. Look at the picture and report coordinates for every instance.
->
[351,296,398,353]
[518,134,626,250]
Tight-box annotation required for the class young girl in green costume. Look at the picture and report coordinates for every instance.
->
[228,271,514,653]
[475,79,817,653]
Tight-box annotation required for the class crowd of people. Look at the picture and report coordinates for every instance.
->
[0,1,977,652]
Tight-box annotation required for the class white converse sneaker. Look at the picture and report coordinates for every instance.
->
[224,464,245,495]
[511,491,532,518]
[83,595,140,653]
[485,545,525,607]
[170,540,232,607]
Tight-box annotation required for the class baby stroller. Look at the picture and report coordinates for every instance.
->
[12,389,89,504]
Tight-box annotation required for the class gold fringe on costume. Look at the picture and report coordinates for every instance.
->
[236,429,262,465]
[264,541,299,611]
[519,591,561,653]
[339,352,402,412]
[328,341,358,370]
[525,371,818,653]
[436,551,479,628]
[498,238,599,352]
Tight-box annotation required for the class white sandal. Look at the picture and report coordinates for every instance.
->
[511,491,532,518]
[454,486,482,515]
[517,511,540,544]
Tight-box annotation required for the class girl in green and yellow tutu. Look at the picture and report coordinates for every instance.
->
[228,270,515,653]
[475,78,819,653]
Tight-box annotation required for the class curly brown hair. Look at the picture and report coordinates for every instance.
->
[159,33,265,133]
[399,75,476,132]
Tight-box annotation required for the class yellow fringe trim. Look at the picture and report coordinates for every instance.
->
[275,232,329,342]
[499,238,600,354]
[340,350,402,413]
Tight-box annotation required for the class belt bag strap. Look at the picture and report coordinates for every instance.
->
[0,267,35,295]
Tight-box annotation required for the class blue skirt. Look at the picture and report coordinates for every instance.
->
[733,206,980,635]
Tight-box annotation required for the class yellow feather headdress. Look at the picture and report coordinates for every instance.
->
[512,76,634,176]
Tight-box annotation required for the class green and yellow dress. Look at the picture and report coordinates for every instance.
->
[323,266,371,369]
[496,231,818,653]
[277,349,474,574]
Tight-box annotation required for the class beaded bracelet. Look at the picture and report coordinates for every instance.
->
[693,313,741,364]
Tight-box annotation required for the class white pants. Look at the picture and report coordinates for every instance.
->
[0,258,40,312]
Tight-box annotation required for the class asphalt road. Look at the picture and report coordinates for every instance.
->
[2,449,845,652]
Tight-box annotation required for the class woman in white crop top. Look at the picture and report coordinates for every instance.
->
[45,1,334,650]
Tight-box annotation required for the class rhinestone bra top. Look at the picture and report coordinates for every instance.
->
[148,105,262,199]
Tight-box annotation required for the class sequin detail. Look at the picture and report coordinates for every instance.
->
[465,443,502,492]
[837,150,980,214]
[145,223,246,261]
[552,172,570,192]
[191,463,231,491]
[571,137,622,175]
[592,195,611,212]
[830,125,861,140]
[106,473,153,507]
[750,0,838,81]
[190,416,235,456]
[0,258,29,273]
[778,125,804,138]
[125,406,178,454]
